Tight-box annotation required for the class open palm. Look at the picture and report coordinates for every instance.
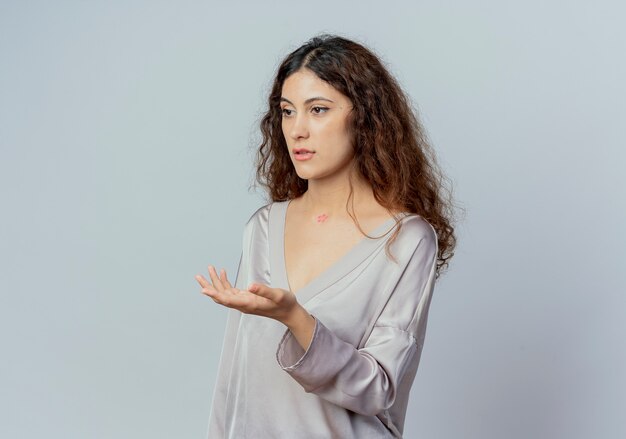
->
[195,265,298,322]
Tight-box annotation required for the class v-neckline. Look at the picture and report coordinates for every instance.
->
[269,200,407,305]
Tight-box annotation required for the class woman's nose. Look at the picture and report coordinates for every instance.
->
[289,114,309,140]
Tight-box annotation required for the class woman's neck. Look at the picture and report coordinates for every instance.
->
[300,171,374,221]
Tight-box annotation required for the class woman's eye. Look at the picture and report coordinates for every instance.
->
[281,108,293,117]
[311,106,328,114]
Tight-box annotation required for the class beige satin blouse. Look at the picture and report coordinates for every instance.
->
[207,200,438,438]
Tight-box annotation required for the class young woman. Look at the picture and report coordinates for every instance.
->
[195,34,457,438]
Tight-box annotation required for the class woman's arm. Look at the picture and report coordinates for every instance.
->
[276,227,438,416]
[281,303,317,351]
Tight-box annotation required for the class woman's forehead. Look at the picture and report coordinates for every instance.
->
[281,69,349,104]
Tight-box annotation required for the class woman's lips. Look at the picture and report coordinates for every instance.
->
[293,148,315,161]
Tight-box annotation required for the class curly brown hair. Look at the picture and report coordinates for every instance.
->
[254,34,460,278]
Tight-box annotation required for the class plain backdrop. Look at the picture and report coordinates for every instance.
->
[1,1,624,438]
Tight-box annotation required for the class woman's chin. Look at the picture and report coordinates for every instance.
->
[292,166,316,180]
[294,171,312,180]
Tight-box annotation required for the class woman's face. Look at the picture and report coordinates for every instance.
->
[280,69,355,181]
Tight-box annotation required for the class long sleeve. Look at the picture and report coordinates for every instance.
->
[206,206,269,438]
[206,307,241,438]
[275,219,438,419]
[206,259,244,438]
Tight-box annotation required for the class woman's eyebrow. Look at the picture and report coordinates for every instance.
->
[280,96,335,105]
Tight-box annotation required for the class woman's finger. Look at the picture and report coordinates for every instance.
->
[199,282,218,296]
[195,274,211,289]
[220,269,233,289]
[248,283,281,302]
[208,265,225,291]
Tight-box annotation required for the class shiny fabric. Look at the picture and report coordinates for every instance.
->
[207,200,438,438]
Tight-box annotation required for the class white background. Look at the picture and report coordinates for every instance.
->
[1,1,624,438]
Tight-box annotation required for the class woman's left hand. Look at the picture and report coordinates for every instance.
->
[195,265,299,324]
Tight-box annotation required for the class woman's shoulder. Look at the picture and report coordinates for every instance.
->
[242,200,290,232]
[395,213,438,250]
[242,202,273,231]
